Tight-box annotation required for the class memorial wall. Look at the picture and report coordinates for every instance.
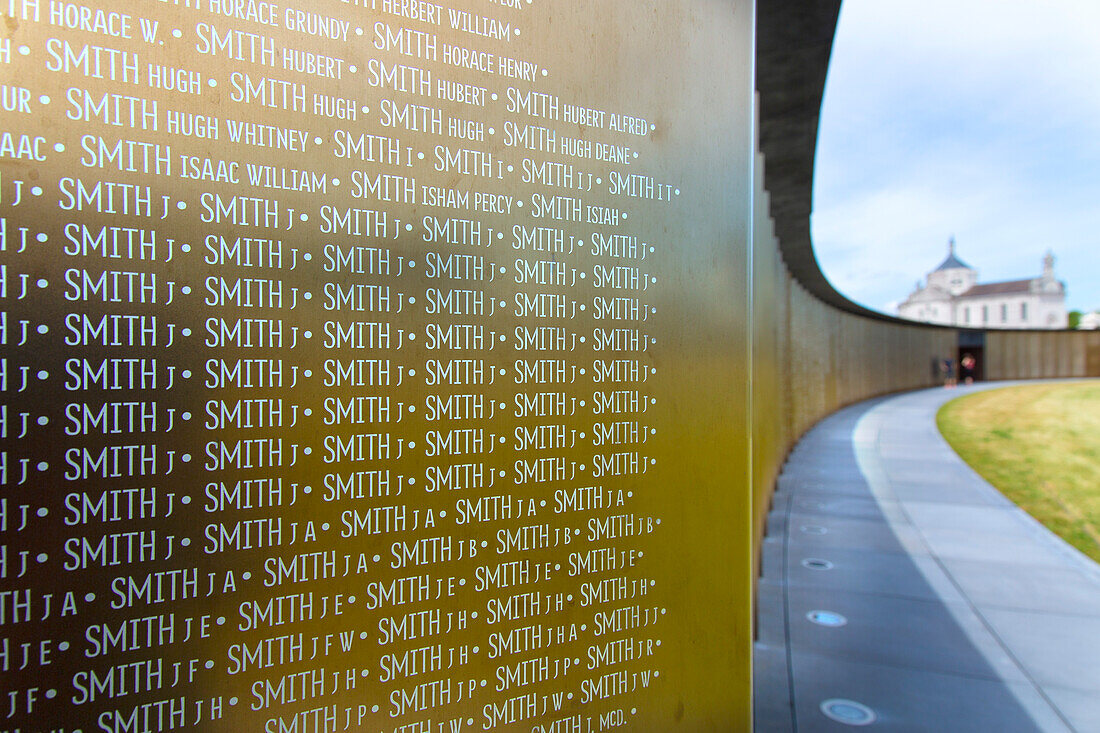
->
[0,0,755,729]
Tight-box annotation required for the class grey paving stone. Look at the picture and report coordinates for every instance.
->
[780,465,867,482]
[1042,685,1100,733]
[755,578,786,646]
[784,547,953,602]
[780,482,871,499]
[765,507,789,537]
[789,651,1064,733]
[902,503,1037,534]
[753,642,794,733]
[788,444,858,459]
[886,480,1013,507]
[777,476,872,498]
[799,549,965,606]
[918,527,1071,567]
[785,515,925,556]
[980,608,1100,692]
[940,558,1100,616]
[884,463,978,487]
[876,441,960,461]
[761,534,784,580]
[785,587,1015,680]
[788,495,907,523]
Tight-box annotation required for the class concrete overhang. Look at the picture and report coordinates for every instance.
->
[756,0,924,325]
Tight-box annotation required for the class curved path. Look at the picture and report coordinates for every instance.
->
[754,382,1100,732]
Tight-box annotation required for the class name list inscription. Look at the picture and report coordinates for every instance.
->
[0,0,683,729]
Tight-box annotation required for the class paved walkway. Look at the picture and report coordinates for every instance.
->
[754,382,1100,732]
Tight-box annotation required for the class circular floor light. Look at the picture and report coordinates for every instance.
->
[820,699,876,726]
[806,610,848,627]
[801,558,835,570]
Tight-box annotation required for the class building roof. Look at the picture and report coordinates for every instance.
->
[959,280,1032,297]
[756,4,1069,330]
[934,253,972,271]
[932,238,972,272]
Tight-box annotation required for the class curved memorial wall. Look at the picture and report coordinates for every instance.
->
[3,0,1099,729]
[751,0,1100,563]
[751,150,1100,556]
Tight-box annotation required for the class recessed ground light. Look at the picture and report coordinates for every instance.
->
[800,500,826,511]
[820,699,876,726]
[806,610,847,627]
[800,525,828,535]
[801,558,834,570]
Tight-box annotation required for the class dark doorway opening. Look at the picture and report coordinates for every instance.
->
[958,330,986,383]
[957,346,984,382]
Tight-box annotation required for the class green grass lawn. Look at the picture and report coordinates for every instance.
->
[937,381,1100,563]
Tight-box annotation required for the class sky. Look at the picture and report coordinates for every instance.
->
[811,0,1100,316]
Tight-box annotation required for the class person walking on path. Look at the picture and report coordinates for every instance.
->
[960,353,976,384]
[941,357,957,387]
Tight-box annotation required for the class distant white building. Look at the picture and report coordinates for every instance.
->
[897,240,1068,329]
[1080,311,1100,330]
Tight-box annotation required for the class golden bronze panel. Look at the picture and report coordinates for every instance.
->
[0,0,754,729]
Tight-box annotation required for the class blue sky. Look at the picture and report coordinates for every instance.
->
[812,0,1100,315]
